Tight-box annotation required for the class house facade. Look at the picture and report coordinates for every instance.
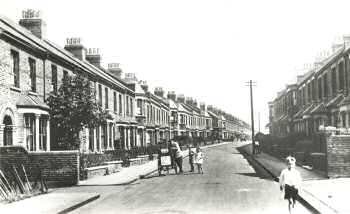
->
[0,10,250,153]
[269,35,350,137]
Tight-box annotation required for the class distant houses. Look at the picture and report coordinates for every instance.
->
[0,9,250,152]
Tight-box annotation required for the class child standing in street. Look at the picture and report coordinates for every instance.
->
[279,156,302,214]
[195,147,204,174]
[188,144,195,172]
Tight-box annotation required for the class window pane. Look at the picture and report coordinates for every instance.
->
[25,115,35,151]
[52,65,57,93]
[29,58,36,92]
[11,50,19,87]
[105,87,108,109]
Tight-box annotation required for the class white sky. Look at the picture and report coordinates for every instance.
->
[2,0,350,133]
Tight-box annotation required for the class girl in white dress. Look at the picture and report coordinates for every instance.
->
[195,147,204,174]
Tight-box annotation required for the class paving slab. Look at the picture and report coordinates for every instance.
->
[239,143,350,214]
[0,192,100,214]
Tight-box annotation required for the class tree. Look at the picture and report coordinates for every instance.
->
[47,74,108,150]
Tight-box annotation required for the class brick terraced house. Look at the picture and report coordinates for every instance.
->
[0,9,250,153]
[268,35,350,137]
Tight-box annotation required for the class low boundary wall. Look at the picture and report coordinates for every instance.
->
[0,146,79,186]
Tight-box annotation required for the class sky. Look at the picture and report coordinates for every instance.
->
[2,0,350,133]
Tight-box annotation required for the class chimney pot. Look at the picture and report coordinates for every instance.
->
[107,62,123,79]
[167,91,176,101]
[19,9,46,39]
[124,73,137,84]
[64,37,86,60]
[86,47,101,68]
[154,87,165,98]
[139,81,148,92]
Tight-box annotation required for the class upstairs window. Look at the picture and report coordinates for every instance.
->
[105,87,109,109]
[11,50,19,88]
[323,75,328,98]
[331,68,336,94]
[119,94,122,115]
[126,96,129,116]
[130,97,133,116]
[137,99,142,115]
[29,58,36,92]
[63,70,68,81]
[51,65,57,93]
[98,84,102,106]
[318,78,322,100]
[339,62,345,91]
[114,92,117,112]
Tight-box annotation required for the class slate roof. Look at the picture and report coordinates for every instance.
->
[0,15,132,93]
[325,94,344,108]
[310,103,328,115]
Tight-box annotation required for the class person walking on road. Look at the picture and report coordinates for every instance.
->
[279,156,302,214]
[170,140,183,174]
[169,140,178,174]
[195,147,204,174]
[174,141,184,174]
[188,144,195,172]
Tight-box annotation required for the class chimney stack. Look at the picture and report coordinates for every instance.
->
[167,91,176,101]
[297,75,304,83]
[332,36,343,53]
[193,99,198,107]
[19,9,46,39]
[200,102,206,111]
[185,97,193,105]
[124,73,137,84]
[177,94,185,103]
[139,80,148,92]
[86,48,101,68]
[343,34,350,48]
[207,105,213,112]
[64,38,86,61]
[154,87,164,98]
[107,63,122,79]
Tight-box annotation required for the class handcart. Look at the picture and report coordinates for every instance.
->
[157,143,175,176]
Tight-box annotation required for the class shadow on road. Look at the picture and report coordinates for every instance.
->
[235,172,261,178]
[236,146,274,180]
[142,171,203,180]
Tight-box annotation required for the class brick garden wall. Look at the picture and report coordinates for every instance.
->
[326,135,350,178]
[0,146,79,186]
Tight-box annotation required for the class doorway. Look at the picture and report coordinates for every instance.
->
[3,115,13,146]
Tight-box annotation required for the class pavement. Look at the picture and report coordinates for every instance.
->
[240,143,350,214]
[0,141,232,214]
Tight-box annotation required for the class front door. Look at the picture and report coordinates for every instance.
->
[3,116,13,146]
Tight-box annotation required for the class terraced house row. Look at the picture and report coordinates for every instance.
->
[268,35,350,137]
[0,10,250,153]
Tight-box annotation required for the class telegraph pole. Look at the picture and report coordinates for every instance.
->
[258,112,260,132]
[246,80,256,154]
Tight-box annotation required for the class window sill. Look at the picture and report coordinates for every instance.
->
[28,91,38,96]
[10,86,21,93]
